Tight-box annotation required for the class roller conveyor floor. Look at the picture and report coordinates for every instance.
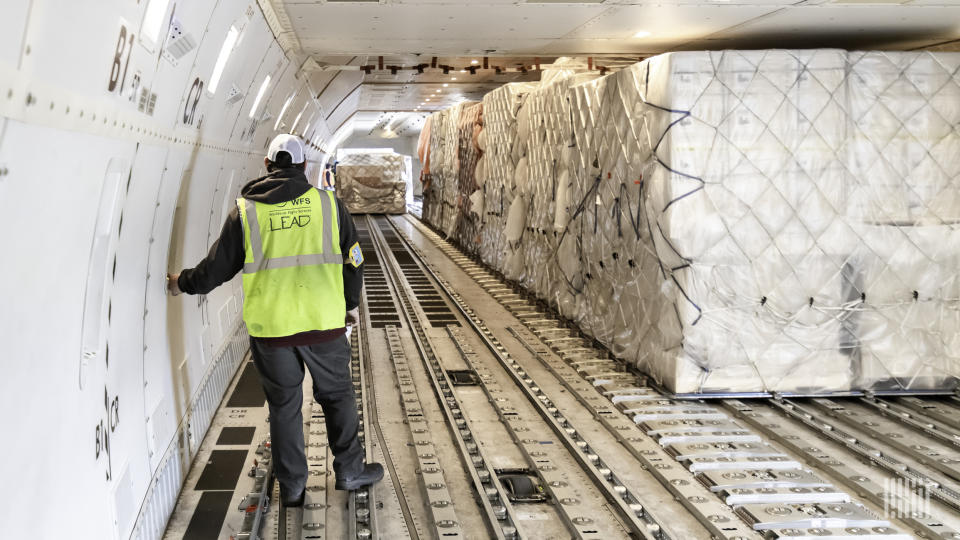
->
[164,213,960,540]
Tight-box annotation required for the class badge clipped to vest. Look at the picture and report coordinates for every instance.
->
[348,242,364,268]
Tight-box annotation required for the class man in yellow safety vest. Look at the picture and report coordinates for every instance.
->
[167,134,383,507]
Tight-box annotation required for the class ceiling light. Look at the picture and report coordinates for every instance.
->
[248,74,271,119]
[460,69,466,73]
[634,30,651,38]
[471,59,479,65]
[443,83,449,87]
[426,98,431,101]
[291,102,308,132]
[274,93,296,130]
[208,26,240,95]
[141,0,172,47]
[451,77,457,81]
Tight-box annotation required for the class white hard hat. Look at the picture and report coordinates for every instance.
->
[267,134,305,163]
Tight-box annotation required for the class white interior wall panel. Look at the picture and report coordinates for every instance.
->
[0,1,348,538]
[313,64,362,117]
[199,7,270,136]
[234,47,289,148]
[0,120,137,539]
[142,149,189,479]
[174,3,238,132]
[120,145,172,476]
[274,84,306,134]
[0,0,29,67]
[225,34,284,142]
[326,86,365,139]
[314,60,364,115]
[169,152,226,393]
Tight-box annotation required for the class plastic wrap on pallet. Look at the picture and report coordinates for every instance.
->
[841,51,960,392]
[336,152,407,214]
[419,50,960,395]
[422,108,448,227]
[440,103,470,236]
[478,82,540,272]
[452,103,484,251]
[515,69,601,321]
[571,49,960,394]
[417,115,433,177]
[422,104,469,235]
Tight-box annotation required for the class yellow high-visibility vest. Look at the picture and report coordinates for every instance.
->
[237,188,345,337]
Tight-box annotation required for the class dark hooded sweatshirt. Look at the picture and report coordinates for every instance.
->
[177,168,363,346]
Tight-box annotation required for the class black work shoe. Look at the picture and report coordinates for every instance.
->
[335,463,384,491]
[280,486,305,508]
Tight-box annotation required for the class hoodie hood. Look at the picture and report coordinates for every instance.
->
[240,168,314,204]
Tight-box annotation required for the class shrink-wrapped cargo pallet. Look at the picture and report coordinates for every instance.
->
[637,50,959,394]
[424,103,469,235]
[420,50,960,395]
[453,103,484,251]
[336,152,407,214]
[478,82,539,271]
[516,67,601,319]
[575,50,960,394]
[422,108,448,227]
[439,102,472,236]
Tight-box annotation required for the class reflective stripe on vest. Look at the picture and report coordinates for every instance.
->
[241,190,343,274]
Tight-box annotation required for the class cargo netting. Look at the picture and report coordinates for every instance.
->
[420,51,960,395]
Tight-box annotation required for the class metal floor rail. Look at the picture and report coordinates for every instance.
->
[394,213,960,540]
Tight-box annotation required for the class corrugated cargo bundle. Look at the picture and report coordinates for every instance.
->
[420,49,960,395]
[336,152,408,214]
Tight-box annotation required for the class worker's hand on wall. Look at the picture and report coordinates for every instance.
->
[167,273,182,296]
[345,307,360,326]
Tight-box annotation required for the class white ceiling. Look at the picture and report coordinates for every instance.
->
[268,0,960,142]
[278,0,960,56]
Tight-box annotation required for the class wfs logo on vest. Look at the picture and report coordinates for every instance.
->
[275,196,312,208]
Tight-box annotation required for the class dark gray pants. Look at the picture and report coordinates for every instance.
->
[250,335,364,495]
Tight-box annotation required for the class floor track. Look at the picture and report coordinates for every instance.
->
[392,213,960,540]
[168,213,960,540]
